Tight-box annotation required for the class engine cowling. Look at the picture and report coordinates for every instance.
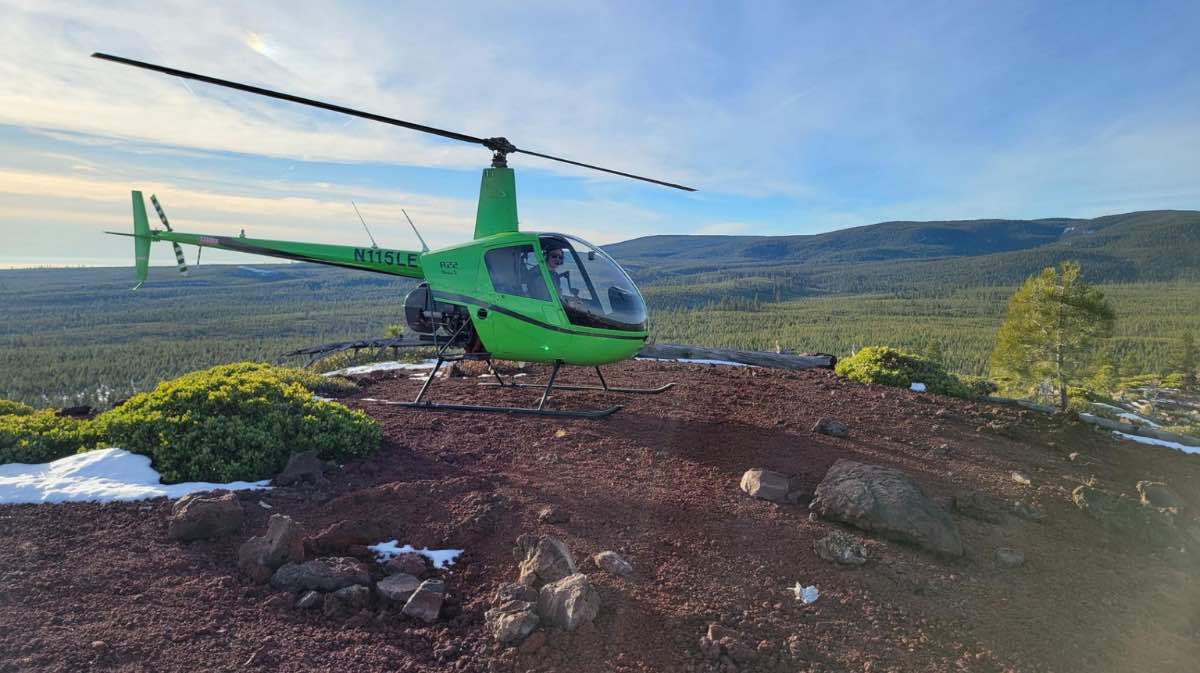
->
[403,283,469,336]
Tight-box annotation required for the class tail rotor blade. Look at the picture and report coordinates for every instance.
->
[172,242,190,276]
[149,194,172,231]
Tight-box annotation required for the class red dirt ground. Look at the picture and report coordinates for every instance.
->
[2,361,1198,673]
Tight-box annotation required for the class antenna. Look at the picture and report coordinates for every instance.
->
[403,209,430,253]
[351,201,378,249]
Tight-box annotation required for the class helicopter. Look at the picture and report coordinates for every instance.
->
[93,53,696,419]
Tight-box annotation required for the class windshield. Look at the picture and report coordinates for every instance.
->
[539,234,647,332]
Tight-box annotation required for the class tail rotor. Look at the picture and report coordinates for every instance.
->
[150,195,189,276]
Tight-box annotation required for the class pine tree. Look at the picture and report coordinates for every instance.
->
[989,262,1115,410]
[1171,333,1198,388]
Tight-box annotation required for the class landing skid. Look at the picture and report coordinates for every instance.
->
[365,399,621,419]
[480,366,674,395]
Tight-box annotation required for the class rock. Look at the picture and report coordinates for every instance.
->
[739,468,790,503]
[1072,485,1178,547]
[809,459,964,557]
[238,514,305,583]
[305,519,391,556]
[295,590,321,610]
[385,552,429,577]
[331,584,371,611]
[812,417,849,438]
[813,531,868,565]
[167,491,243,542]
[537,573,600,631]
[270,557,372,592]
[517,536,576,588]
[1136,481,1185,511]
[995,547,1025,568]
[402,579,446,623]
[952,491,1008,524]
[517,630,546,655]
[273,450,328,486]
[1011,471,1032,486]
[701,623,754,665]
[486,600,540,645]
[592,550,633,576]
[376,573,421,604]
[494,581,539,604]
[1011,500,1047,522]
[538,505,570,524]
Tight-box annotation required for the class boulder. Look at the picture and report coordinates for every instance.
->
[740,468,790,503]
[402,579,446,623]
[305,519,392,556]
[385,552,429,577]
[1072,485,1178,547]
[1136,481,1185,511]
[592,550,633,576]
[486,600,540,645]
[537,573,599,631]
[238,514,305,583]
[376,573,421,604]
[273,450,327,486]
[812,417,849,438]
[167,491,243,542]
[952,491,1008,524]
[809,459,964,557]
[270,557,372,592]
[995,547,1025,568]
[516,535,576,588]
[813,531,868,565]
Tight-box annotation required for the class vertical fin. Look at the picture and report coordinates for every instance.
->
[132,191,151,288]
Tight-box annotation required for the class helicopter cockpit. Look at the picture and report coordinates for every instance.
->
[538,234,647,332]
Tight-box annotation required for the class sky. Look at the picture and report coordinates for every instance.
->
[0,0,1197,268]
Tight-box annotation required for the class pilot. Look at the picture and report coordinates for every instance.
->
[545,247,574,296]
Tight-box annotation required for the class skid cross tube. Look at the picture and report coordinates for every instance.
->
[480,365,675,394]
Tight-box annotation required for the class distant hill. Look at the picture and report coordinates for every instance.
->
[607,210,1200,303]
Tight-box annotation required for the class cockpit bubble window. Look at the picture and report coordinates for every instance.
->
[539,234,647,332]
[484,245,551,302]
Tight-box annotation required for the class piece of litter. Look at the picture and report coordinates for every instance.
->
[369,540,464,569]
[788,582,819,604]
[910,382,926,392]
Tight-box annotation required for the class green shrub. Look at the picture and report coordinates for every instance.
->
[836,346,970,398]
[95,362,380,483]
[0,399,37,417]
[959,375,999,398]
[0,411,103,464]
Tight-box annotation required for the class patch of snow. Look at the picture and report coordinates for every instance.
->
[910,382,927,392]
[1063,226,1076,234]
[1117,412,1160,427]
[1112,431,1200,455]
[323,359,438,377]
[636,357,750,367]
[369,540,463,569]
[0,448,270,505]
[513,373,528,378]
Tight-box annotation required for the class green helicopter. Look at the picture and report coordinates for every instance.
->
[94,53,695,419]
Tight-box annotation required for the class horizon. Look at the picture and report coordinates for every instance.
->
[2,2,1199,267]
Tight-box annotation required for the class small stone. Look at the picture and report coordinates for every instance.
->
[813,531,868,565]
[739,468,790,503]
[517,536,576,588]
[1011,472,1032,486]
[90,640,107,650]
[812,417,849,438]
[167,491,243,542]
[537,573,600,631]
[331,584,371,611]
[493,581,539,604]
[486,600,540,645]
[376,573,421,604]
[238,514,305,583]
[538,505,570,524]
[1136,481,1185,511]
[994,547,1025,568]
[402,579,446,623]
[592,550,633,576]
[295,590,321,610]
[385,552,429,577]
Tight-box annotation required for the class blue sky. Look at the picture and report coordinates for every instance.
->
[1,0,1197,267]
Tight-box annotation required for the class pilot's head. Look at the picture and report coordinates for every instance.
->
[546,248,564,270]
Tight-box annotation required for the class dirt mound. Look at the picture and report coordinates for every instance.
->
[2,360,1199,672]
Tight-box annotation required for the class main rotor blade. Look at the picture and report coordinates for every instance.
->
[92,52,487,147]
[92,52,697,192]
[515,148,696,191]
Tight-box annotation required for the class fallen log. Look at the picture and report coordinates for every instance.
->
[636,344,835,370]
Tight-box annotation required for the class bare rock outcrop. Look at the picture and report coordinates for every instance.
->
[810,459,964,557]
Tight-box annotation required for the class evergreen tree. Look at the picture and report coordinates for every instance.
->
[989,262,1115,410]
[1170,333,1198,388]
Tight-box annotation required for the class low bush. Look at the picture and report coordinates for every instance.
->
[95,362,380,483]
[0,399,36,417]
[0,411,102,464]
[836,346,970,398]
